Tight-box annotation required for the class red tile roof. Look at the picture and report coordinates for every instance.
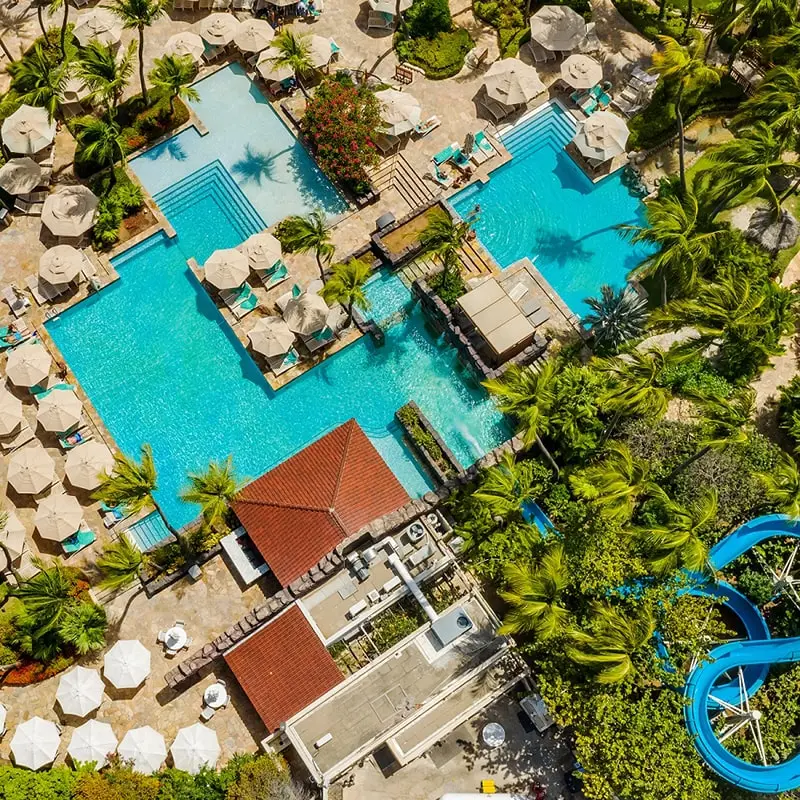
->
[232,419,409,587]
[225,605,343,731]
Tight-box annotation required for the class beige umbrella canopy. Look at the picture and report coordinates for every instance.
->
[6,341,51,387]
[199,13,240,47]
[10,717,60,770]
[248,316,295,358]
[573,110,629,162]
[42,186,99,238]
[203,248,250,290]
[560,53,603,89]
[530,5,586,52]
[376,89,421,136]
[40,245,85,286]
[0,512,27,570]
[0,387,23,436]
[65,441,115,491]
[74,8,122,47]
[483,58,545,106]
[7,445,56,495]
[1,105,56,155]
[61,74,92,104]
[241,231,281,270]
[35,492,83,541]
[284,292,329,336]
[308,35,336,69]
[256,49,294,82]
[234,18,275,53]
[369,0,411,13]
[36,387,83,433]
[0,157,42,195]
[165,32,206,63]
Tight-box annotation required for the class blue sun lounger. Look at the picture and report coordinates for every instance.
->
[433,143,459,166]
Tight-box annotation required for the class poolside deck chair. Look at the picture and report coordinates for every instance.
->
[303,325,336,354]
[0,323,32,350]
[3,285,31,318]
[220,282,258,319]
[14,198,43,216]
[367,10,393,30]
[26,274,66,305]
[465,47,489,70]
[59,426,92,451]
[62,526,96,556]
[257,262,289,290]
[432,142,459,166]
[266,346,300,376]
[430,163,453,188]
[19,190,48,204]
[276,284,303,313]
[0,419,35,453]
[413,115,440,137]
[202,46,223,65]
[529,307,551,327]
[508,282,528,302]
[200,706,216,722]
[528,41,549,64]
[374,133,401,155]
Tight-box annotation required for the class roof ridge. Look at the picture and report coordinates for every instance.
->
[329,420,355,536]
[233,497,331,513]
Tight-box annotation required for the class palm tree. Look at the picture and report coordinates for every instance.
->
[77,40,135,117]
[473,453,539,521]
[569,442,654,523]
[583,285,648,353]
[650,34,721,195]
[8,43,69,120]
[59,602,107,654]
[279,210,334,281]
[149,53,198,115]
[269,29,314,98]
[419,208,471,279]
[105,0,167,105]
[759,451,800,517]
[764,24,800,63]
[483,361,560,474]
[180,456,242,529]
[97,536,143,591]
[735,66,800,148]
[498,545,571,639]
[93,444,158,515]
[321,258,372,326]
[74,116,128,185]
[35,0,59,48]
[55,0,70,56]
[12,558,77,633]
[567,603,655,684]
[620,190,721,304]
[722,0,795,70]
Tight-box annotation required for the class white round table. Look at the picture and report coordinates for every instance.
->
[482,722,506,748]
[165,626,187,651]
[204,683,228,709]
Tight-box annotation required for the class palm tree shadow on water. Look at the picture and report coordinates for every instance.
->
[534,226,594,270]
[231,144,286,187]
[139,136,188,163]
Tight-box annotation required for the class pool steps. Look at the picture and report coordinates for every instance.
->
[501,107,577,162]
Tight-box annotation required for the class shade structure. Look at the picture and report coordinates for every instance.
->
[369,0,411,13]
[42,186,99,237]
[376,89,421,136]
[40,245,85,286]
[560,53,603,89]
[7,445,56,495]
[170,724,220,774]
[10,717,60,770]
[57,667,105,717]
[0,387,23,436]
[1,105,56,155]
[104,640,151,688]
[203,248,250,290]
[241,231,281,270]
[0,157,42,195]
[234,18,275,52]
[118,726,167,774]
[65,441,115,491]
[36,386,83,433]
[483,58,545,106]
[248,316,295,357]
[0,512,27,568]
[284,292,329,335]
[6,341,51,387]
[256,48,294,82]
[35,492,83,542]
[573,110,629,162]
[530,5,586,52]
[74,8,122,46]
[309,35,336,69]
[200,13,240,46]
[61,75,91,104]
[165,31,206,63]
[68,720,117,769]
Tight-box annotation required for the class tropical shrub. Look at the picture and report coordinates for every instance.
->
[736,568,775,606]
[225,754,293,800]
[74,764,160,800]
[0,765,77,800]
[404,0,452,38]
[657,353,733,398]
[611,0,683,41]
[428,268,465,306]
[397,404,457,477]
[395,29,473,79]
[777,375,800,449]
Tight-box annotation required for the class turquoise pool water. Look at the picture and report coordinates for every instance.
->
[131,62,346,227]
[451,103,653,315]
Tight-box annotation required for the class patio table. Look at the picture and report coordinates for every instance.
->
[203,683,228,709]
[165,626,188,652]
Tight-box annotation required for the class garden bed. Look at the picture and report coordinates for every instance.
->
[395,28,474,79]
[396,401,462,482]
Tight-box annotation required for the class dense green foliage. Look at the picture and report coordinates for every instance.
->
[397,404,458,477]
[405,0,453,38]
[395,28,473,79]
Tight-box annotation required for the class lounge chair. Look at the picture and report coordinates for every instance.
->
[62,526,96,556]
[413,116,441,137]
[465,47,489,69]
[430,163,453,187]
[508,283,528,302]
[200,706,216,722]
[0,323,32,349]
[479,94,511,124]
[202,45,223,64]
[2,285,30,318]
[521,299,542,317]
[257,262,289,290]
[432,142,459,166]
[276,284,303,313]
[220,283,258,319]
[374,133,401,155]
[59,426,92,451]
[0,419,35,453]
[303,326,336,354]
[367,10,393,30]
[101,501,130,528]
[26,274,64,305]
[266,346,300,376]
[529,307,550,327]
[14,198,43,216]
[19,190,48,204]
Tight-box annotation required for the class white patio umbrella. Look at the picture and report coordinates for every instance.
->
[560,53,603,89]
[10,717,60,770]
[74,9,122,47]
[0,387,23,436]
[256,48,293,82]
[248,316,295,357]
[376,88,421,136]
[369,0,411,13]
[483,58,545,106]
[104,640,151,689]
[530,5,586,52]
[7,445,56,495]
[234,18,275,53]
[36,386,83,433]
[241,231,281,270]
[309,35,336,69]
[284,292,329,336]
[0,157,42,195]
[40,245,85,286]
[65,441,115,491]
[165,31,206,63]
[57,667,105,717]
[203,248,250,290]
[61,74,92,104]
[68,721,117,769]
[200,13,240,47]
[170,724,220,774]
[35,492,83,542]
[0,512,27,568]
[6,341,51,387]
[42,186,99,238]
[573,110,629,163]
[1,105,56,155]
[118,727,167,774]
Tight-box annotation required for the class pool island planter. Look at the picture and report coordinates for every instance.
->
[396,402,462,484]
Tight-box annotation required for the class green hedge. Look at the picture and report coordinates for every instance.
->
[612,0,683,40]
[397,403,457,477]
[395,28,473,79]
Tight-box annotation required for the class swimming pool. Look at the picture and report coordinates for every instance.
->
[131,63,346,227]
[450,103,653,315]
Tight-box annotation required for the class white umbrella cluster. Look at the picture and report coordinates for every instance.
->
[0,157,42,195]
[0,512,26,570]
[203,248,250,290]
[118,726,167,774]
[170,724,220,774]
[240,231,281,270]
[248,316,295,358]
[40,246,85,287]
[284,292,330,336]
[68,720,118,769]
[234,18,275,53]
[36,386,83,433]
[256,49,293,82]
[0,386,23,437]
[165,31,206,63]
[200,13,240,47]
[560,53,603,90]
[74,8,122,47]
[66,441,115,490]
[7,445,55,495]
[530,4,586,52]
[6,341,51,387]
[35,492,83,542]
[10,717,60,770]
[104,639,151,689]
